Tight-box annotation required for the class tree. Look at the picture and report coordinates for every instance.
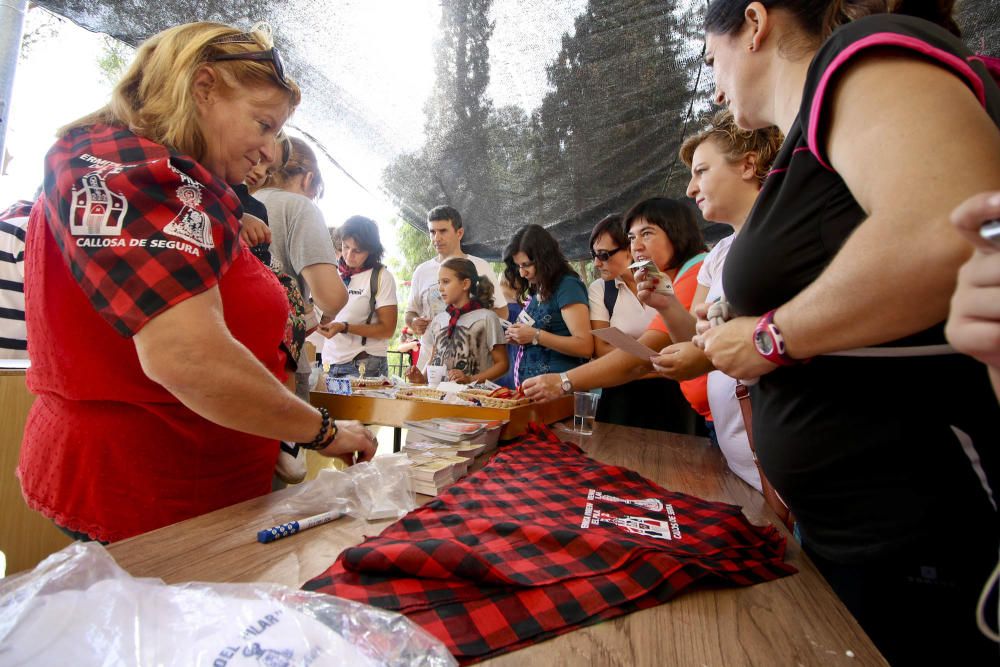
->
[382,0,501,255]
[537,0,704,250]
[385,217,435,347]
[97,35,134,86]
[387,217,435,284]
[381,0,705,259]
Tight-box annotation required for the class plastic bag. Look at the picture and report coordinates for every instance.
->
[0,542,456,666]
[279,453,416,521]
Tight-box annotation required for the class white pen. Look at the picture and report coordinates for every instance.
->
[256,509,345,544]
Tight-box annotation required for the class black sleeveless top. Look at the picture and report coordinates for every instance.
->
[723,15,1000,562]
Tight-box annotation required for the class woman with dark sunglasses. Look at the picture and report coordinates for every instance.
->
[16,22,375,544]
[587,214,654,357]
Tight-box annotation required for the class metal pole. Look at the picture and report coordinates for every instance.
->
[0,0,30,172]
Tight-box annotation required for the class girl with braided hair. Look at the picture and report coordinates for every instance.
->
[407,258,509,385]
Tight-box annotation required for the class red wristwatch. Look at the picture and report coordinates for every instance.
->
[752,309,801,366]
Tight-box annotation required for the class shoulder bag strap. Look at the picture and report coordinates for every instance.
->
[361,266,380,346]
[603,279,617,319]
[735,381,795,531]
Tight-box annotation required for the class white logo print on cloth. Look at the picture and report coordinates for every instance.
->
[70,155,128,237]
[162,164,215,249]
[580,489,682,541]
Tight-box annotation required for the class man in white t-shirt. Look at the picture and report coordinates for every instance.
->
[404,206,507,370]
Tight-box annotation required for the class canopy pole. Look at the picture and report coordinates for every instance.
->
[0,0,29,174]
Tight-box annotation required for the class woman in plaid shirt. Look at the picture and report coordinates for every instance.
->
[17,22,375,543]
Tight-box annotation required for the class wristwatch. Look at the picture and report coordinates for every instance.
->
[752,309,799,366]
[559,372,573,394]
[339,321,349,335]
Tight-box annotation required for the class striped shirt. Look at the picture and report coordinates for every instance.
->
[0,200,33,358]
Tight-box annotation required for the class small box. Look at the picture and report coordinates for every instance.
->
[325,376,353,395]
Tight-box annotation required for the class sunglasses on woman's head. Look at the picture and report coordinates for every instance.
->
[207,46,291,91]
[591,247,623,262]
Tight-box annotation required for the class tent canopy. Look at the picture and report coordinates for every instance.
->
[31,0,1000,259]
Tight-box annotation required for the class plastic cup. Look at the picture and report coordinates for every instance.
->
[426,365,447,385]
[574,391,599,435]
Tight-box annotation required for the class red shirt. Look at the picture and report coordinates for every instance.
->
[18,125,289,542]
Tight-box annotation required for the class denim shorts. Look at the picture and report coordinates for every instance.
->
[328,355,388,379]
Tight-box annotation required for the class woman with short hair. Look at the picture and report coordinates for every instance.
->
[522,200,710,435]
[585,212,704,432]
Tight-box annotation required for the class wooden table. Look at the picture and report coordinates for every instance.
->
[107,422,884,665]
[310,390,574,450]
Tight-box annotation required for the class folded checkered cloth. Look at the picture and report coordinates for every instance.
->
[304,424,795,663]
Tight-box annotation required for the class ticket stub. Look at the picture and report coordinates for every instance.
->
[629,260,673,295]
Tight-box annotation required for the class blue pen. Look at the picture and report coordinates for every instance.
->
[257,510,345,544]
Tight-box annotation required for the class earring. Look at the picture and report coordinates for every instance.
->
[748,44,755,52]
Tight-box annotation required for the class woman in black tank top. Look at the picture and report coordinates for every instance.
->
[696,2,1000,663]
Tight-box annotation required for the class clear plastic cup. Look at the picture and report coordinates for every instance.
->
[574,391,600,435]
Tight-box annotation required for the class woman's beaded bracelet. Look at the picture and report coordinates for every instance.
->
[300,407,339,451]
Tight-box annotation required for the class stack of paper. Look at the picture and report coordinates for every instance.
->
[439,418,504,453]
[403,417,505,453]
[403,440,487,460]
[401,417,508,495]
[405,447,473,495]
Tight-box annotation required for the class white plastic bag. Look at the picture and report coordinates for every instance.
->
[278,453,417,522]
[0,543,456,666]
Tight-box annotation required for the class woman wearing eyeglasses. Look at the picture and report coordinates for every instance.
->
[17,22,375,544]
[503,224,593,384]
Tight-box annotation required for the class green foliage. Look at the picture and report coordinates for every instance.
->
[385,217,435,348]
[387,217,435,282]
[96,35,134,87]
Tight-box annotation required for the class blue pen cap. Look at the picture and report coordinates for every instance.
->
[256,520,300,544]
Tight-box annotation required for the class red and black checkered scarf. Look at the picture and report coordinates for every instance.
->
[338,257,364,282]
[445,300,483,337]
[303,424,795,663]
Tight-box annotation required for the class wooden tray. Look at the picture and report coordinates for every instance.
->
[310,391,573,440]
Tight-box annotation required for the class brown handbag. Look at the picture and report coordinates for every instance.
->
[735,381,795,531]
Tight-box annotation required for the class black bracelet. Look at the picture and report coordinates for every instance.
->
[300,407,338,451]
